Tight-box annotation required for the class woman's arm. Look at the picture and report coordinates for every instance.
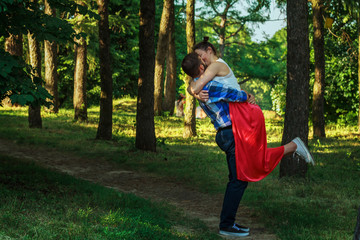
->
[189,62,223,94]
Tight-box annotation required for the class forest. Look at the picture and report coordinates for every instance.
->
[0,0,360,239]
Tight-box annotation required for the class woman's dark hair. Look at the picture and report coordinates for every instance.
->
[181,52,201,78]
[194,36,217,56]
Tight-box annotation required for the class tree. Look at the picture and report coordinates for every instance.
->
[154,0,172,116]
[183,0,196,138]
[27,0,42,128]
[198,0,269,58]
[162,0,176,115]
[73,0,88,122]
[96,0,113,140]
[355,206,360,240]
[135,0,156,151]
[310,0,326,137]
[279,0,310,178]
[44,0,59,113]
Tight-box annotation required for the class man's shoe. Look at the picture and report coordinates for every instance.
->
[292,137,315,165]
[235,223,249,232]
[219,223,250,237]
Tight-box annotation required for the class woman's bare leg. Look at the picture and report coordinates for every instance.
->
[283,141,297,157]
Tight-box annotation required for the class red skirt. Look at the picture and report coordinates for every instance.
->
[229,102,284,182]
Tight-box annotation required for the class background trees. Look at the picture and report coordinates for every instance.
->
[1,0,359,153]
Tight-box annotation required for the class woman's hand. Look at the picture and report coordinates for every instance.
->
[247,93,256,105]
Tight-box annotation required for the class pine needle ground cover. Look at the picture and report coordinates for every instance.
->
[0,98,359,239]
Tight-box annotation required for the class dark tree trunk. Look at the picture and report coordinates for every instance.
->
[136,0,156,151]
[73,36,88,121]
[96,0,113,140]
[183,0,196,138]
[355,206,360,240]
[162,0,176,115]
[280,0,310,178]
[44,0,59,113]
[28,27,42,128]
[311,0,326,138]
[358,18,360,133]
[154,0,172,116]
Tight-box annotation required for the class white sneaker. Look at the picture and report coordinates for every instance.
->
[292,137,315,165]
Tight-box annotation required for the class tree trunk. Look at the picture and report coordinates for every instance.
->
[280,0,310,178]
[28,27,42,128]
[44,0,59,113]
[154,0,172,116]
[311,0,326,138]
[136,0,156,151]
[96,0,113,140]
[355,206,360,240]
[5,34,22,56]
[183,0,196,138]
[358,17,360,133]
[73,36,88,121]
[219,15,226,58]
[162,0,176,115]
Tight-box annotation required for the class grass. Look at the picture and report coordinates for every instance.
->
[1,97,360,239]
[0,154,219,239]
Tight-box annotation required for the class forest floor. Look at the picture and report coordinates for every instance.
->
[0,138,277,240]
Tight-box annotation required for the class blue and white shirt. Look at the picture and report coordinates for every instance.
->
[197,79,248,130]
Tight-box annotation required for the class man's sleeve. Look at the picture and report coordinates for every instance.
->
[204,81,248,103]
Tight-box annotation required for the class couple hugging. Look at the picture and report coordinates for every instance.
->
[181,38,314,237]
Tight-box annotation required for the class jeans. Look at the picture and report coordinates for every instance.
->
[216,127,248,229]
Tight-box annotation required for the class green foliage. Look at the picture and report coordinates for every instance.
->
[0,49,52,107]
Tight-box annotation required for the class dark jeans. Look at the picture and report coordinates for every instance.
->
[216,127,248,229]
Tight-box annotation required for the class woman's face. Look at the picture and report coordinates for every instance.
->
[195,48,211,66]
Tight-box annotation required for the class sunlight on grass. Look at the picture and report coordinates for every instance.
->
[1,98,359,239]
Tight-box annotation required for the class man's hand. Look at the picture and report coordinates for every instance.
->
[197,90,209,102]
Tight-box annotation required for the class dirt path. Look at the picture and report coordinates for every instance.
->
[0,139,277,240]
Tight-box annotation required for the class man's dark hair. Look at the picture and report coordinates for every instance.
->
[181,52,201,78]
[194,36,217,56]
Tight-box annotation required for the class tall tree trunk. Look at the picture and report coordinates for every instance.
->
[311,0,326,138]
[162,0,176,115]
[5,34,22,56]
[154,0,172,116]
[73,36,88,121]
[96,0,113,140]
[183,0,196,138]
[358,17,360,133]
[136,0,156,151]
[44,0,59,113]
[28,28,42,128]
[280,0,310,178]
[219,15,226,58]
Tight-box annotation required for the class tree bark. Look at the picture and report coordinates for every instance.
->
[183,0,196,138]
[73,36,88,121]
[96,0,113,140]
[135,0,156,151]
[162,0,176,115]
[5,34,22,56]
[311,0,326,138]
[154,0,172,116]
[358,17,360,133]
[28,27,42,128]
[280,0,310,178]
[44,0,59,113]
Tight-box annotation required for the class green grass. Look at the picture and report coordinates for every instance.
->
[1,98,360,239]
[0,154,219,240]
